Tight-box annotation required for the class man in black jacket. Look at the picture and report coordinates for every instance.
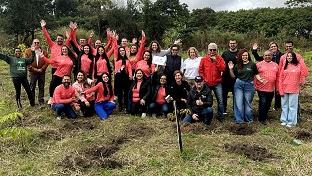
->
[182,76,213,125]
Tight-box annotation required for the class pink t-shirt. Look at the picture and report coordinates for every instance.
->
[155,86,166,104]
[132,80,142,103]
[254,61,279,92]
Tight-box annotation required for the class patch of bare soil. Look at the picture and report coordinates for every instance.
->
[224,142,276,161]
[61,121,96,131]
[124,123,155,138]
[39,129,62,140]
[228,123,256,135]
[300,95,312,104]
[293,130,312,141]
[180,122,210,134]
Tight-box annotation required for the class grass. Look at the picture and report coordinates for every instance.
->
[0,52,312,175]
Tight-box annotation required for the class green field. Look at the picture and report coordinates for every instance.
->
[0,52,311,176]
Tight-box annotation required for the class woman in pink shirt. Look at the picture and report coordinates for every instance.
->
[94,46,112,83]
[73,70,95,117]
[254,50,279,125]
[129,69,151,118]
[84,72,116,120]
[39,45,77,101]
[136,50,156,80]
[149,74,169,118]
[128,30,146,75]
[278,52,308,127]
[74,44,95,79]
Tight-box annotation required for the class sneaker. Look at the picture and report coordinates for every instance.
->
[152,113,157,118]
[223,112,227,115]
[141,113,146,118]
[56,116,62,120]
[286,124,295,128]
[79,110,84,117]
[47,97,52,105]
[281,122,287,126]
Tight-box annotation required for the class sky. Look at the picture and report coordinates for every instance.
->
[176,0,287,11]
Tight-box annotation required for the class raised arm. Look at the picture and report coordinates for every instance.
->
[41,20,54,47]
[251,43,263,61]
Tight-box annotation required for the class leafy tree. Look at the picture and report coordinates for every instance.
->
[285,0,312,7]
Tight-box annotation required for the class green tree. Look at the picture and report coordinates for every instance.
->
[285,0,312,7]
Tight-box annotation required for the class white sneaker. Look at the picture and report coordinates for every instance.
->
[152,113,157,118]
[47,97,52,105]
[141,113,146,118]
[114,96,118,101]
[223,112,227,115]
[286,124,295,128]
[56,116,62,120]
[281,122,287,126]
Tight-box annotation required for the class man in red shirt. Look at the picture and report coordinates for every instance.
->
[51,75,80,120]
[199,43,226,122]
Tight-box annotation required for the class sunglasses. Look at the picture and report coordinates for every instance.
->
[34,42,40,44]
[209,49,216,51]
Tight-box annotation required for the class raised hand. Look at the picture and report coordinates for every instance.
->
[65,31,70,40]
[142,30,145,37]
[90,31,94,38]
[132,38,137,44]
[228,61,234,69]
[40,20,46,28]
[252,43,259,50]
[175,38,182,43]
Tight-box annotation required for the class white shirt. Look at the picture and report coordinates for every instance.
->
[181,57,202,80]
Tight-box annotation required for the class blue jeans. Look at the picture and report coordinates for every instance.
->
[182,107,213,125]
[94,101,116,119]
[209,83,224,119]
[233,79,255,123]
[257,91,274,122]
[52,103,77,118]
[149,102,169,114]
[281,93,299,126]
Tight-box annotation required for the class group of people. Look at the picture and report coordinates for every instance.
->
[0,20,308,127]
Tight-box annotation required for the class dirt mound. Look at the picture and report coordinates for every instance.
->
[124,123,155,138]
[86,145,119,158]
[224,142,275,161]
[108,135,129,145]
[180,122,210,134]
[294,130,312,141]
[228,124,256,135]
[61,121,96,131]
[39,129,62,140]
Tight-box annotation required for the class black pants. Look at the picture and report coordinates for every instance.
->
[114,72,130,110]
[222,78,235,113]
[274,90,281,109]
[78,100,95,117]
[49,75,63,97]
[12,77,34,108]
[29,73,45,104]
[130,101,147,115]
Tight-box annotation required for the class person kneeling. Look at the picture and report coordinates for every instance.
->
[84,72,116,120]
[182,76,213,125]
[149,74,169,118]
[51,75,79,120]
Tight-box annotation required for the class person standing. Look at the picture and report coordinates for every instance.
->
[182,76,214,125]
[229,49,263,124]
[164,44,183,85]
[51,75,79,120]
[24,39,49,105]
[199,43,226,122]
[181,47,202,87]
[221,39,238,114]
[278,52,308,127]
[254,50,279,125]
[40,20,71,104]
[252,41,283,110]
[0,46,35,109]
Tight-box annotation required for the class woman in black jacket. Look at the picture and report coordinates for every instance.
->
[149,74,170,118]
[129,69,151,118]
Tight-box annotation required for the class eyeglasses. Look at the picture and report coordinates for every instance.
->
[34,42,40,44]
[209,49,216,51]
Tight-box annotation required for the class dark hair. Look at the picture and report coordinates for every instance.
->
[117,46,128,65]
[237,48,251,70]
[75,70,89,88]
[142,50,152,68]
[99,72,113,97]
[129,44,138,56]
[61,45,77,67]
[14,48,21,52]
[149,40,161,53]
[63,74,71,79]
[158,74,167,85]
[57,34,64,38]
[285,40,293,45]
[171,44,179,50]
[284,52,299,70]
[173,70,183,78]
[77,44,94,77]
[229,38,237,42]
[95,46,112,80]
[133,69,146,89]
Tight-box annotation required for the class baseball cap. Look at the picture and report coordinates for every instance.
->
[195,76,203,82]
